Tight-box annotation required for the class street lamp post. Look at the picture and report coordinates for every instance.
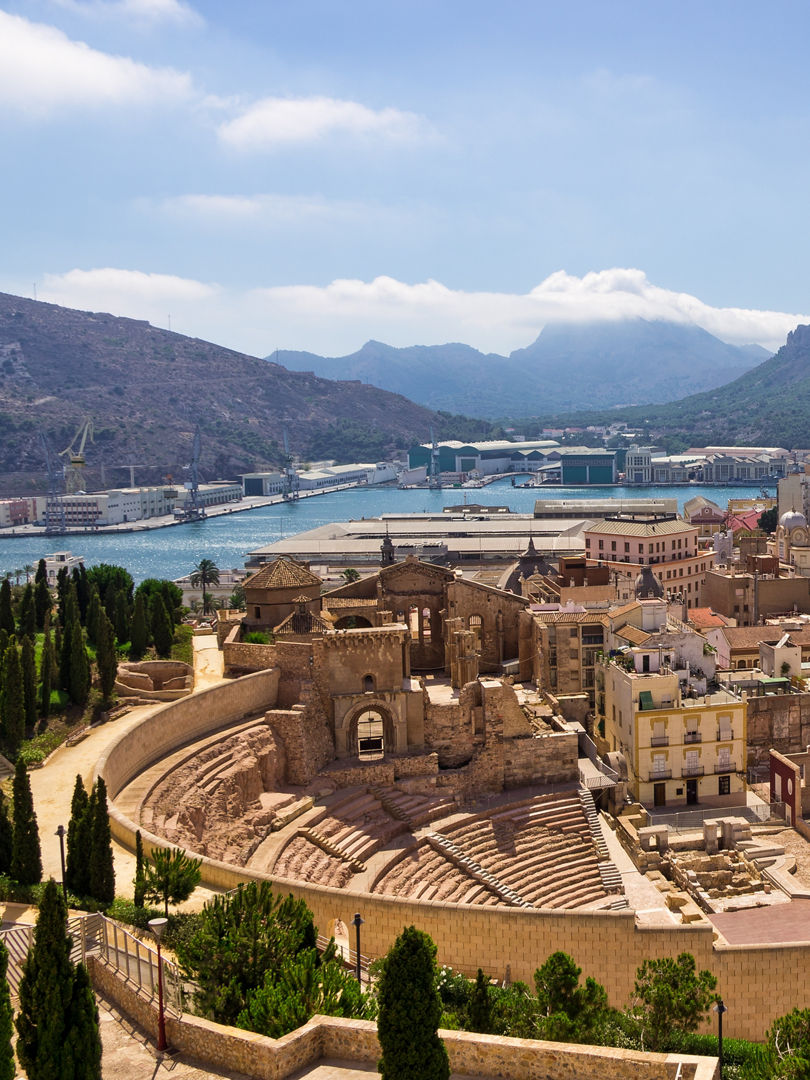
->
[351,912,364,985]
[54,825,67,902]
[714,998,728,1073]
[148,917,169,1052]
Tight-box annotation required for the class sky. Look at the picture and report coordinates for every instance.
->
[2,0,810,358]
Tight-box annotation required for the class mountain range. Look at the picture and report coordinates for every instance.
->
[272,319,770,418]
[0,292,492,496]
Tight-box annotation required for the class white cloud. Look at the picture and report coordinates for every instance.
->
[0,11,194,115]
[156,192,353,222]
[51,0,202,26]
[33,266,807,359]
[218,95,432,150]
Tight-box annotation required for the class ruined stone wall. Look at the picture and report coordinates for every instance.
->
[88,959,716,1080]
[504,732,578,788]
[321,627,407,696]
[446,580,526,671]
[481,680,532,737]
[424,699,478,767]
[270,700,334,787]
[746,690,810,767]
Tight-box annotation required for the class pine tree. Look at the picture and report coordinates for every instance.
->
[1,642,25,760]
[114,590,130,645]
[39,626,52,719]
[18,585,35,640]
[0,581,13,637]
[378,926,449,1080]
[151,595,174,659]
[21,636,37,737]
[130,592,148,660]
[88,778,115,906]
[85,586,101,648]
[11,760,41,886]
[0,940,13,1080]
[0,793,12,876]
[65,776,90,898]
[143,846,201,916]
[134,830,146,908]
[95,612,117,703]
[16,879,102,1080]
[68,624,91,707]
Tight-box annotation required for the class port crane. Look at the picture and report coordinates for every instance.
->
[282,428,300,501]
[428,427,442,489]
[59,418,94,494]
[174,424,206,521]
[40,432,66,534]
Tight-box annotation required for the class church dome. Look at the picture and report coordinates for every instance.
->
[780,510,807,531]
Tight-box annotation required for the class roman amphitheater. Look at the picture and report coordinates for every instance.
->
[98,556,810,1043]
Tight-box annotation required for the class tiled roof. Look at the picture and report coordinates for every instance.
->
[689,607,729,629]
[244,557,322,590]
[614,625,651,645]
[586,517,694,537]
[719,625,810,649]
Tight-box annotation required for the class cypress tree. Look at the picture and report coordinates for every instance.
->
[114,590,130,645]
[73,566,89,626]
[18,585,35,640]
[0,940,14,1080]
[103,586,118,630]
[0,793,12,876]
[130,592,148,660]
[34,559,47,586]
[469,969,492,1033]
[39,626,52,719]
[134,829,146,908]
[378,926,449,1080]
[53,621,63,691]
[11,759,41,886]
[56,567,69,625]
[96,612,117,704]
[88,778,115,906]
[151,595,174,658]
[20,636,36,737]
[1,643,25,761]
[68,625,91,707]
[63,962,102,1080]
[16,880,79,1079]
[59,615,74,693]
[65,776,90,898]
[85,586,101,648]
[34,577,51,631]
[0,581,13,637]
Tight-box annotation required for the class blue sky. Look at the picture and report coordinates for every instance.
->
[1,0,809,357]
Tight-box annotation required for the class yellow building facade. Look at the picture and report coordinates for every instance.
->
[598,648,747,809]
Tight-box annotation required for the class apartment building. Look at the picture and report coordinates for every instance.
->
[598,646,747,809]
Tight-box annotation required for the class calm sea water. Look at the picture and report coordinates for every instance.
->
[0,481,774,584]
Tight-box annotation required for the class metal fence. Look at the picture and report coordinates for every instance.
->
[649,801,786,831]
[0,912,183,1014]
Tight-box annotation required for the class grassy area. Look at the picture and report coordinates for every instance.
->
[170,624,194,666]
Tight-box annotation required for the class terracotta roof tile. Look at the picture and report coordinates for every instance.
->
[244,557,321,590]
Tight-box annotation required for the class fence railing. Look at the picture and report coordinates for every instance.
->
[649,801,787,831]
[0,912,182,1013]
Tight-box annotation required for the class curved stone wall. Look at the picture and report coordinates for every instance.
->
[97,669,810,1042]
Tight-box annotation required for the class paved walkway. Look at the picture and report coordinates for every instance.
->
[710,898,810,944]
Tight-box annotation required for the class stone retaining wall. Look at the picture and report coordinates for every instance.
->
[88,957,717,1080]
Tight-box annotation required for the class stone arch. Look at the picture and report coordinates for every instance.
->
[345,701,397,759]
[468,613,483,647]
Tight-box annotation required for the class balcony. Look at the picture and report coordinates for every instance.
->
[716,730,734,742]
[684,731,702,744]
[715,761,737,774]
[682,764,705,777]
[650,735,669,747]
[648,769,672,781]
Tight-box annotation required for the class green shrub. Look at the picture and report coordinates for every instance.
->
[170,624,194,665]
[243,631,270,645]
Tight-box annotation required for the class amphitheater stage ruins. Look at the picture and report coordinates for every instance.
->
[98,557,810,1042]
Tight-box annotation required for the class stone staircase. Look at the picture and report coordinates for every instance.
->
[579,788,627,907]
[425,831,533,908]
[298,826,366,873]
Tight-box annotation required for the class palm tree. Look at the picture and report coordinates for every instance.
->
[190,559,220,615]
[22,565,34,583]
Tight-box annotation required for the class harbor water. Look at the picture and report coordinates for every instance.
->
[0,481,774,584]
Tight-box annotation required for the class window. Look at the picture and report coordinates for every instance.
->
[611,541,617,551]
[469,614,482,647]
[254,607,261,619]
[363,674,375,693]
[718,775,730,796]
[357,710,385,759]
[625,542,630,552]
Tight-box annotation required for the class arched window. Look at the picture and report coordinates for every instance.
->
[363,674,375,693]
[469,614,482,647]
[357,710,385,759]
[422,607,432,641]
